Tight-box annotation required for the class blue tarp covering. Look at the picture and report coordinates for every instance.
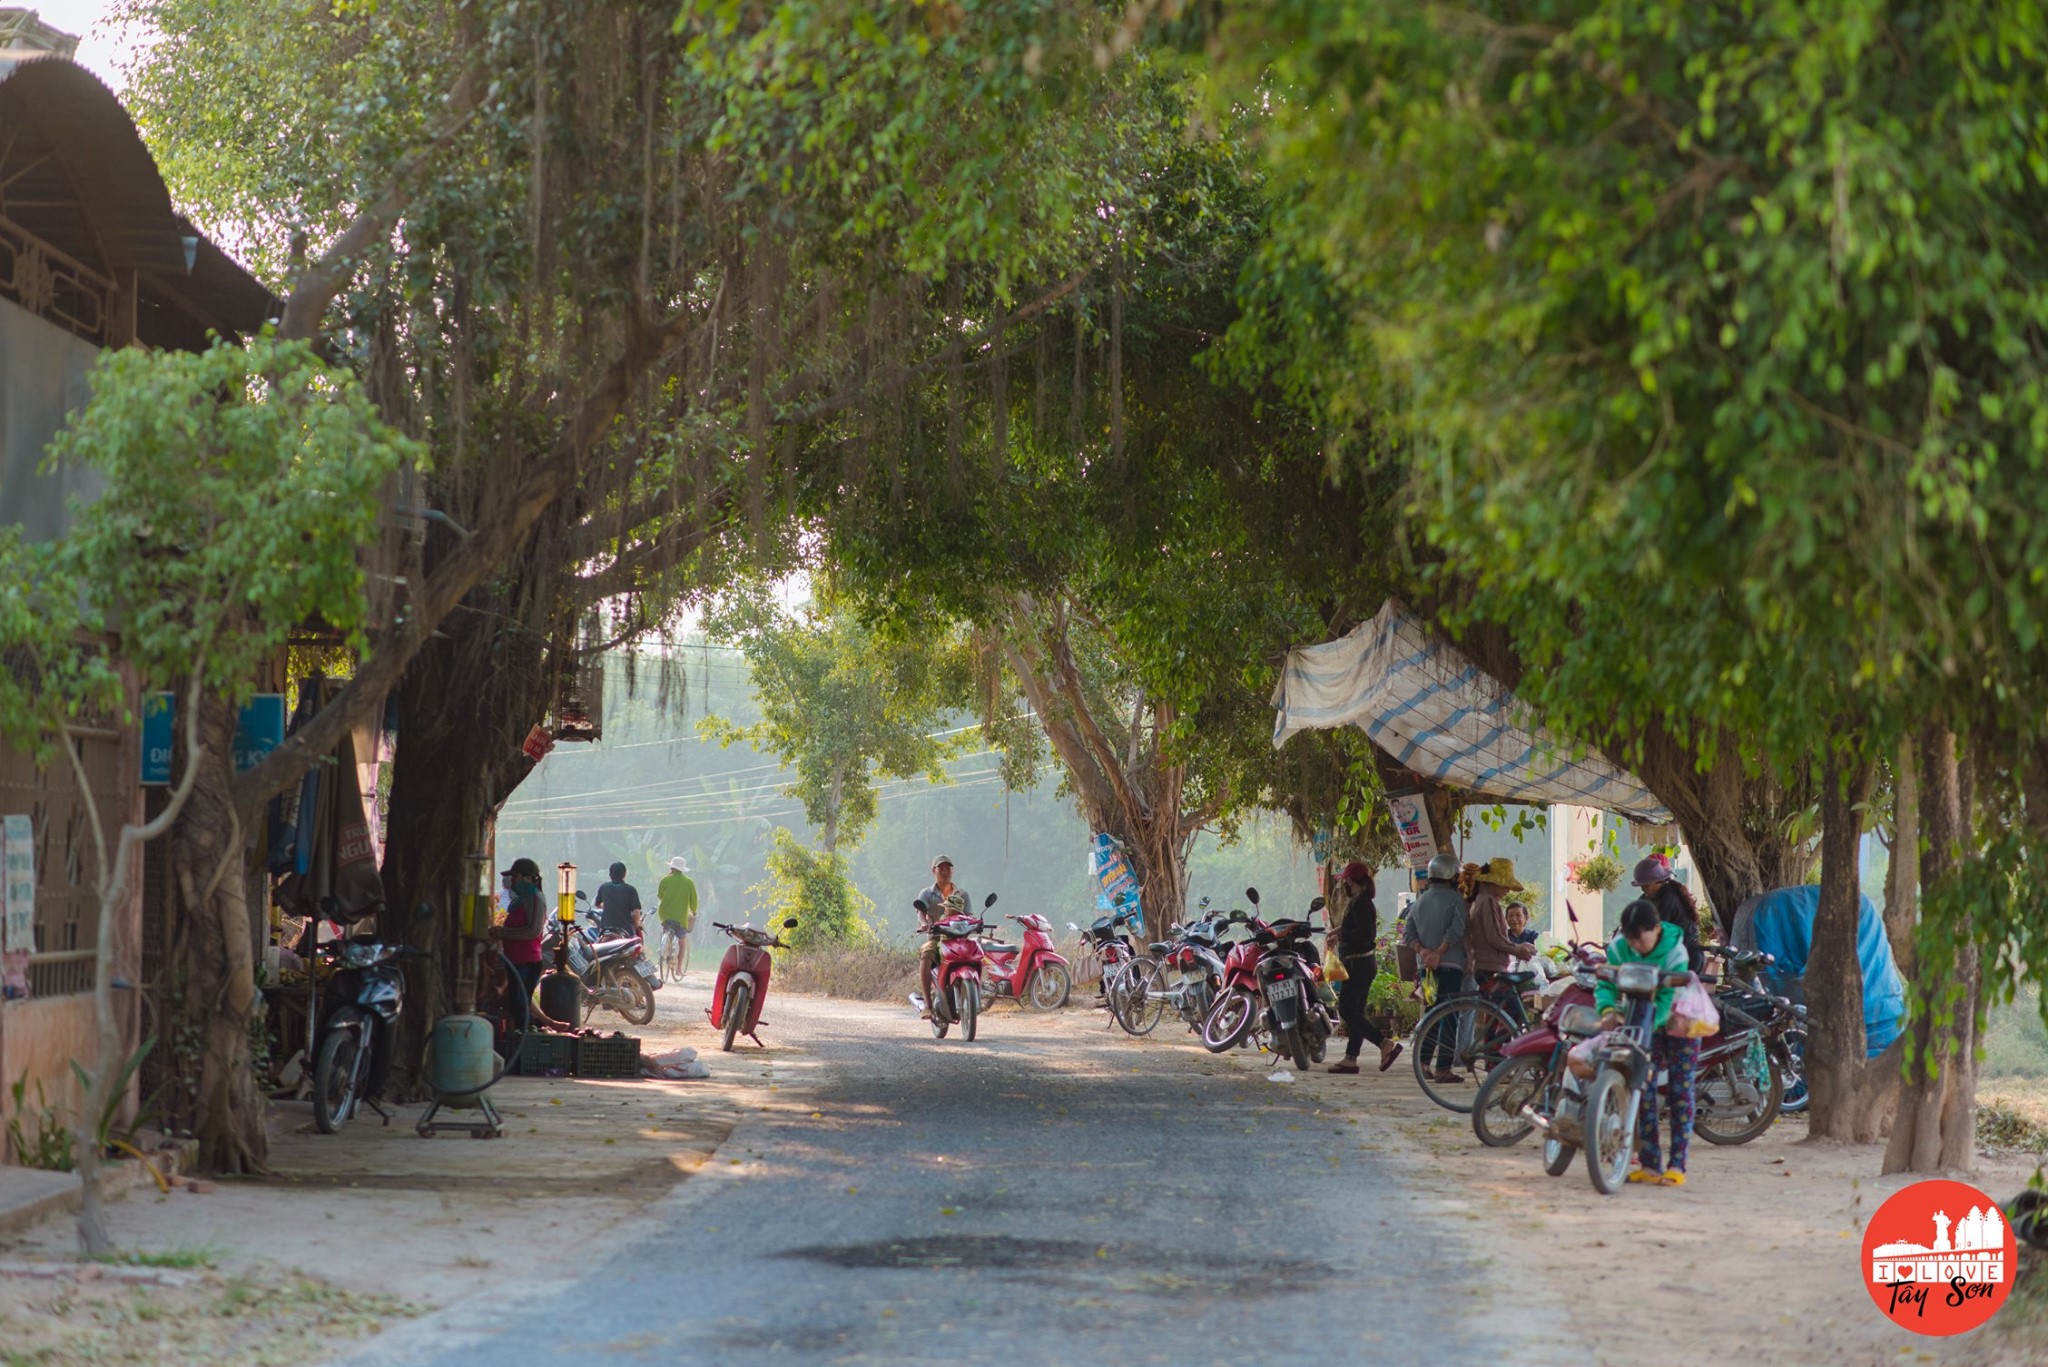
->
[1738,885,1907,1057]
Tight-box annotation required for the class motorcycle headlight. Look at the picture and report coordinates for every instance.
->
[1614,962,1659,996]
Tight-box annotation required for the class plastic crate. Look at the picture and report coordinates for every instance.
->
[573,1032,642,1079]
[505,1031,574,1077]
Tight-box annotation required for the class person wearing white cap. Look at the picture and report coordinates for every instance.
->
[656,856,698,978]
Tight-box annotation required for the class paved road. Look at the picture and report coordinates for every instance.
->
[339,991,1570,1367]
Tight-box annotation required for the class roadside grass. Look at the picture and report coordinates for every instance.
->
[92,1246,221,1269]
[1978,1099,2048,1156]
[777,944,920,1002]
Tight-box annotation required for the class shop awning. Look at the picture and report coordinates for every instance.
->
[1270,600,1674,823]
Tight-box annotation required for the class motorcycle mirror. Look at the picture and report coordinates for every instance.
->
[913,898,929,914]
[783,918,799,929]
[984,893,999,908]
[575,889,589,901]
[1308,895,1326,913]
[1244,887,1260,905]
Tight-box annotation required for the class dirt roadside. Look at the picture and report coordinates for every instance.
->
[0,967,786,1364]
[1059,999,2048,1367]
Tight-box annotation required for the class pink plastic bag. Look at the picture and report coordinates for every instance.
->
[1667,974,1721,1039]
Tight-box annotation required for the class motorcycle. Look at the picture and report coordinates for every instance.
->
[1690,944,1802,1143]
[708,918,798,1051]
[1569,959,1696,1194]
[1471,947,1607,1149]
[980,912,1073,1010]
[1200,888,1333,1067]
[311,935,427,1133]
[541,892,662,1025]
[1153,913,1230,1032]
[911,893,998,1041]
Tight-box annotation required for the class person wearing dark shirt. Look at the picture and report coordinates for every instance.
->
[593,862,644,937]
[1329,862,1403,1075]
[1633,857,1704,973]
[1506,901,1539,947]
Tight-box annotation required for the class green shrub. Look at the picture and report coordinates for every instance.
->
[750,827,876,952]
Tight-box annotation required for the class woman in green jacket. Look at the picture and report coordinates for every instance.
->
[1595,900,1697,1187]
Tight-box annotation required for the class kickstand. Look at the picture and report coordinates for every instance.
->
[364,1096,393,1127]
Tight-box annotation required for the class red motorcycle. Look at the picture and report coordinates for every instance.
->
[707,917,797,1052]
[980,913,1073,1011]
[1471,944,1608,1149]
[912,893,998,1041]
[1198,888,1331,1061]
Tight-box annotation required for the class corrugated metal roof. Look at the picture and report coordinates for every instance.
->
[0,54,278,344]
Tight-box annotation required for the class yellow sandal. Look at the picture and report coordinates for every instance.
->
[1659,1170,1687,1187]
[1626,1168,1663,1184]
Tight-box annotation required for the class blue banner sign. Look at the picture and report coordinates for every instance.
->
[141,693,287,785]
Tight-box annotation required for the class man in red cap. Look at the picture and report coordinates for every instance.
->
[1329,861,1403,1074]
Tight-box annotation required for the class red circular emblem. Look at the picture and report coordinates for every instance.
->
[1861,1179,2015,1335]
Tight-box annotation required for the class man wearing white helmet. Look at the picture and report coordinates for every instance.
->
[657,856,698,969]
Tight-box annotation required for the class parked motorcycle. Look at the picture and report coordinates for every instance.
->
[1471,948,1607,1149]
[1200,888,1332,1067]
[913,893,998,1041]
[980,912,1073,1010]
[1570,959,1696,1193]
[1152,914,1230,1032]
[541,897,661,1025]
[708,918,798,1051]
[1691,944,1802,1143]
[311,935,427,1133]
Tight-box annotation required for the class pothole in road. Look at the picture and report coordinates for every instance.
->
[779,1235,1329,1297]
[782,1234,1092,1270]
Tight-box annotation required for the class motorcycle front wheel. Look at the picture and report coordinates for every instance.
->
[611,967,656,1026]
[1584,1067,1636,1195]
[1026,961,1073,1012]
[313,1027,362,1134]
[1472,1054,1544,1148]
[721,980,752,1053]
[1201,988,1256,1053]
[955,980,980,1042]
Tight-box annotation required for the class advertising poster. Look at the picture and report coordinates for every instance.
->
[2,813,34,999]
[1386,792,1437,873]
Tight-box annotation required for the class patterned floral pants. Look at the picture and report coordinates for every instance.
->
[1637,1034,1700,1174]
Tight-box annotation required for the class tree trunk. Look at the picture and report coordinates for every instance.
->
[1806,750,1894,1141]
[1883,724,1979,1174]
[822,763,844,856]
[378,615,552,1096]
[170,693,268,1175]
[1883,737,1919,977]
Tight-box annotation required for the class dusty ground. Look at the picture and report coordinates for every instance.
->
[0,966,770,1364]
[4,972,2046,1365]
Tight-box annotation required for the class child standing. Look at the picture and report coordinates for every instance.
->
[1595,898,1698,1187]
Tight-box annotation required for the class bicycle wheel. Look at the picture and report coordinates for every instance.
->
[1112,959,1169,1037]
[1411,996,1520,1115]
[1472,1054,1544,1148]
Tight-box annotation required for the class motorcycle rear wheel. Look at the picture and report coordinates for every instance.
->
[1200,988,1256,1053]
[1776,1024,1810,1115]
[1472,1055,1544,1148]
[955,980,980,1041]
[1584,1068,1636,1195]
[1277,1020,1311,1072]
[611,968,656,1026]
[721,980,751,1053]
[1542,1135,1578,1177]
[1026,961,1072,1012]
[313,1028,361,1135]
[1694,1050,1783,1145]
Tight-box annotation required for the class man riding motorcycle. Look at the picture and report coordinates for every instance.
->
[917,855,970,1020]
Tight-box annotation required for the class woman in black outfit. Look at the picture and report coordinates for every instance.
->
[1329,861,1405,1074]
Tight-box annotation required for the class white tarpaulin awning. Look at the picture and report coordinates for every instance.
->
[1270,600,1674,824]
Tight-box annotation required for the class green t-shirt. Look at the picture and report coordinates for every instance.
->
[657,871,698,928]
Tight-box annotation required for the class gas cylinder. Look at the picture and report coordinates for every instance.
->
[538,968,582,1029]
[427,1013,497,1108]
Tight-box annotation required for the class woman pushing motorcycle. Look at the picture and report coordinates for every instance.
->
[1596,899,1698,1187]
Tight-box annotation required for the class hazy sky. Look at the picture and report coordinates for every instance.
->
[24,1,133,88]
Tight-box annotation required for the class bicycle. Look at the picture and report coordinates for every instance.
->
[656,921,690,984]
[1411,969,1536,1114]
